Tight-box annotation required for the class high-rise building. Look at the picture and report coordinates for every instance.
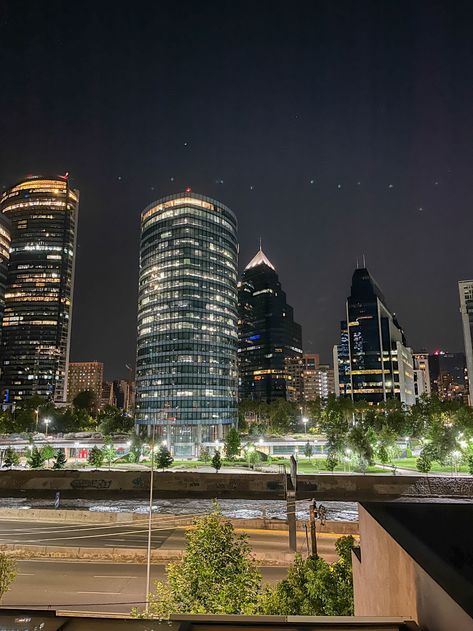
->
[113,379,135,412]
[413,352,431,400]
[459,280,473,405]
[67,361,104,408]
[285,355,304,402]
[0,175,78,404]
[301,354,335,401]
[135,192,238,456]
[238,246,303,402]
[334,266,415,405]
[428,350,468,403]
[0,214,11,337]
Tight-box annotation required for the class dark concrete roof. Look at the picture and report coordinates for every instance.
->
[361,501,473,618]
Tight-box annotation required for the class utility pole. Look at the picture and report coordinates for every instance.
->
[145,421,155,613]
[309,500,317,556]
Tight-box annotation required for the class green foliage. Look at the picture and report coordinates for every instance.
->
[224,427,241,460]
[27,447,45,469]
[0,553,16,601]
[319,395,353,453]
[88,445,104,468]
[246,447,261,468]
[325,452,338,472]
[133,506,261,617]
[199,447,211,462]
[73,390,97,414]
[128,433,143,463]
[211,450,222,472]
[42,444,56,466]
[304,442,313,459]
[102,440,117,469]
[416,451,432,474]
[53,448,67,469]
[468,455,473,476]
[157,445,174,470]
[257,536,355,615]
[3,447,19,468]
[98,405,134,435]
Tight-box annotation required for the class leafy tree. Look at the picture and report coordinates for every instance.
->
[347,424,375,466]
[0,553,16,602]
[128,433,143,463]
[133,506,261,617]
[416,451,432,474]
[319,395,352,454]
[325,452,338,472]
[212,450,222,472]
[199,447,211,463]
[268,399,297,434]
[88,445,104,468]
[42,444,56,467]
[56,408,83,433]
[304,442,313,460]
[468,454,473,476]
[257,536,355,615]
[73,390,97,414]
[246,448,261,468]
[224,427,241,460]
[53,448,67,469]
[3,447,19,468]
[157,445,174,470]
[27,447,45,469]
[98,405,134,435]
[103,440,117,469]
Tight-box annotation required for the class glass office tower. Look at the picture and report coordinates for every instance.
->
[135,192,238,456]
[0,175,78,404]
[238,246,303,402]
[0,214,11,336]
[334,266,415,405]
[459,280,473,405]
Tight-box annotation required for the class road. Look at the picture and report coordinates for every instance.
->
[0,518,340,560]
[1,559,290,613]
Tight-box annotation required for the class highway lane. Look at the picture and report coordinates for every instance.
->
[1,560,290,613]
[0,518,340,559]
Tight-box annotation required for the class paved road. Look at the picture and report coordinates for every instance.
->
[1,559,289,613]
[0,518,340,559]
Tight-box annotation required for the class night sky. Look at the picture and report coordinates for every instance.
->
[1,0,473,379]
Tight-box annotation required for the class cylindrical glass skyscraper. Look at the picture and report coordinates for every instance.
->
[0,175,78,404]
[135,192,238,457]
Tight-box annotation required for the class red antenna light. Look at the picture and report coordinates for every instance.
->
[185,186,192,193]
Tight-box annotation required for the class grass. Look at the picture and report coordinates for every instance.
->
[390,457,468,474]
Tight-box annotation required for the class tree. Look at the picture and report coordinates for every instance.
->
[103,440,117,469]
[128,433,143,463]
[416,451,432,474]
[42,444,56,467]
[257,536,355,616]
[0,554,16,602]
[212,450,222,472]
[468,454,473,476]
[53,448,67,470]
[224,427,241,460]
[246,447,261,469]
[133,506,261,617]
[199,447,211,463]
[88,445,104,468]
[157,445,174,470]
[27,447,45,469]
[98,405,134,435]
[73,390,97,414]
[304,442,313,460]
[3,447,19,468]
[325,452,338,472]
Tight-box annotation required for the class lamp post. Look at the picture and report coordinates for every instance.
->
[302,417,309,434]
[44,418,51,436]
[35,408,39,430]
[145,419,155,614]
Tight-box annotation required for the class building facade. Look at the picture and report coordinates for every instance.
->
[413,352,431,400]
[334,266,415,405]
[459,280,473,405]
[135,192,238,456]
[428,350,468,403]
[0,214,11,340]
[238,246,303,402]
[301,353,335,401]
[67,361,104,407]
[0,175,78,404]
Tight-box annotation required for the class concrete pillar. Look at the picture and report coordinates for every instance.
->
[287,490,297,552]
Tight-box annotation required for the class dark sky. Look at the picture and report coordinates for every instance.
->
[1,0,473,379]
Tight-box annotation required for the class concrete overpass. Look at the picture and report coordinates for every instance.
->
[0,469,471,501]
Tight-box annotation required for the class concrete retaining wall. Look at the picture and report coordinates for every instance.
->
[0,507,359,534]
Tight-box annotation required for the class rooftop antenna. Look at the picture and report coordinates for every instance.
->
[362,253,366,267]
[356,256,359,268]
[259,236,262,251]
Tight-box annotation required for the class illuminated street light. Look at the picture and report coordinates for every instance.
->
[302,417,309,433]
[43,418,51,436]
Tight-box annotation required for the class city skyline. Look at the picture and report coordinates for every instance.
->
[1,2,473,378]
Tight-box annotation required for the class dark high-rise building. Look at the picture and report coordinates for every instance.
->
[238,246,303,402]
[135,192,238,456]
[0,214,11,335]
[0,175,78,404]
[459,280,473,405]
[334,266,415,405]
[428,350,468,403]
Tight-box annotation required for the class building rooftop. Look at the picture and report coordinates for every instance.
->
[245,246,276,271]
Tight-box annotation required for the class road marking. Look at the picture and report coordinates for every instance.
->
[77,591,120,595]
[17,573,35,576]
[93,575,137,579]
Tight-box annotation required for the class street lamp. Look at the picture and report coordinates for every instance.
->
[145,421,156,614]
[35,408,39,430]
[302,417,309,434]
[43,418,51,436]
